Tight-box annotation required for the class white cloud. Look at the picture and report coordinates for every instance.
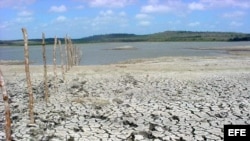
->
[138,21,151,26]
[199,0,250,9]
[88,0,134,8]
[0,0,35,8]
[140,0,250,15]
[168,20,181,25]
[223,11,245,18]
[99,10,113,16]
[49,5,67,12]
[135,13,152,27]
[55,16,67,22]
[40,23,48,27]
[16,10,34,23]
[141,5,171,13]
[188,2,205,10]
[0,25,7,29]
[0,21,13,29]
[135,13,150,19]
[188,22,200,27]
[91,10,128,28]
[148,0,159,4]
[141,0,186,14]
[119,11,127,17]
[18,10,33,16]
[76,5,84,9]
[230,21,243,27]
[16,17,33,23]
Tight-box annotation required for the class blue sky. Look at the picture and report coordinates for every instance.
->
[0,0,250,40]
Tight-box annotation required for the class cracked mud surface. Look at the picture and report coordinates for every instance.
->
[1,56,250,141]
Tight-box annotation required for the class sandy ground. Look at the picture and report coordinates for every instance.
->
[1,54,250,141]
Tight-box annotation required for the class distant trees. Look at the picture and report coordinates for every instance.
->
[1,31,250,46]
[229,36,250,41]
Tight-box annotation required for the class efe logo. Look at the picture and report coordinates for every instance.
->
[228,129,246,136]
[224,125,250,141]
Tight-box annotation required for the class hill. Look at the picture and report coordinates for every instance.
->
[1,31,250,46]
[147,31,250,41]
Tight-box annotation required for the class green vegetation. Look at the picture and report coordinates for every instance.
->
[0,38,64,46]
[146,31,250,41]
[1,31,250,46]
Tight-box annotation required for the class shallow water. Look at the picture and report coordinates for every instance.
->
[0,42,249,65]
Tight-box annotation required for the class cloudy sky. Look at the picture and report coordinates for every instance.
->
[0,0,250,40]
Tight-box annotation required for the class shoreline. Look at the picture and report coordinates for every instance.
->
[1,55,250,140]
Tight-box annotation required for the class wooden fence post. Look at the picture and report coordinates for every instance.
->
[67,38,72,69]
[64,36,69,72]
[53,36,58,92]
[58,40,65,80]
[0,69,12,141]
[42,33,49,104]
[21,28,35,124]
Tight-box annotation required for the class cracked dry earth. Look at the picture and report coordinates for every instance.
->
[1,71,250,141]
[1,55,250,141]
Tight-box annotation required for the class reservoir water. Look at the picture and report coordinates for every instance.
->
[0,42,249,65]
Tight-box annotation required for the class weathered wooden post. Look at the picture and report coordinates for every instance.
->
[21,28,35,124]
[0,69,12,141]
[42,33,49,104]
[64,36,69,72]
[53,36,58,92]
[67,38,72,69]
[58,40,65,80]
